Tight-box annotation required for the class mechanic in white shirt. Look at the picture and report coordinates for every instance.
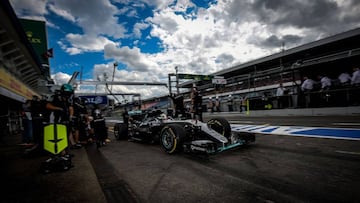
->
[351,67,360,86]
[276,83,287,108]
[301,76,315,108]
[319,75,331,90]
[276,83,285,96]
[351,67,360,105]
[301,76,315,92]
[338,72,351,86]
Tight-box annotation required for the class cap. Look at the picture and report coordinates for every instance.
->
[60,84,74,96]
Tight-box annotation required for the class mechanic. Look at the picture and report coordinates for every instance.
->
[318,75,332,91]
[21,99,33,144]
[276,83,287,108]
[301,76,315,108]
[51,84,79,150]
[122,108,129,136]
[72,97,89,147]
[90,106,108,148]
[191,85,203,121]
[351,67,360,104]
[24,95,60,155]
[24,85,74,157]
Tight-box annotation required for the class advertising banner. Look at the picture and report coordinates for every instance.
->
[79,95,108,105]
[19,19,49,65]
[0,67,39,100]
[177,74,214,81]
[212,78,227,84]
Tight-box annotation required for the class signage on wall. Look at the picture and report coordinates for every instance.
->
[0,67,39,100]
[79,95,108,105]
[19,19,49,65]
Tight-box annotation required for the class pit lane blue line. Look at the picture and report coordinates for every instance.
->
[231,124,360,141]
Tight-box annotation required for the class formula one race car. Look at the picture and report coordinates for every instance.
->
[114,109,255,154]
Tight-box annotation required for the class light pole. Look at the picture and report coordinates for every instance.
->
[175,66,179,94]
[111,62,118,92]
[103,72,108,93]
[95,75,101,95]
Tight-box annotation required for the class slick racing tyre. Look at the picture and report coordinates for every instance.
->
[207,117,231,139]
[160,124,186,154]
[114,123,128,140]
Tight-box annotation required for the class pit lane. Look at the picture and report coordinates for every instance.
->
[90,115,360,202]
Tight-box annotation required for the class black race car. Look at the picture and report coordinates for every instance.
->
[114,109,255,154]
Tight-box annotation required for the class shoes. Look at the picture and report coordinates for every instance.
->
[96,141,101,148]
[105,138,111,143]
[76,143,82,148]
[18,143,34,147]
[88,138,93,143]
[64,153,75,158]
[71,143,82,149]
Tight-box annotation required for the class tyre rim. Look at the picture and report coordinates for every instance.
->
[162,129,174,149]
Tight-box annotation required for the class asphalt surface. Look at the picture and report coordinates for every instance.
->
[99,131,360,203]
[102,113,360,202]
[86,144,139,203]
[1,112,360,203]
[0,137,106,203]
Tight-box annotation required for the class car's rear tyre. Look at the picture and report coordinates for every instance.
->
[160,124,185,154]
[207,117,231,138]
[114,123,128,140]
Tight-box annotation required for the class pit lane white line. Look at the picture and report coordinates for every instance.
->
[228,120,254,124]
[335,150,360,156]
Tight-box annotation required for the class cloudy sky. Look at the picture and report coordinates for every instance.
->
[9,0,360,100]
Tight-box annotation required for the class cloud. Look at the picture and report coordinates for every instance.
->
[248,0,360,36]
[91,63,168,98]
[145,0,359,72]
[58,34,118,55]
[11,0,360,100]
[170,0,195,13]
[10,0,47,17]
[45,0,128,55]
[47,3,76,22]
[252,0,339,30]
[216,53,235,65]
[104,43,159,72]
[45,20,61,30]
[248,34,302,49]
[146,1,270,70]
[50,0,127,37]
[52,72,71,85]
[137,0,174,10]
[133,22,149,38]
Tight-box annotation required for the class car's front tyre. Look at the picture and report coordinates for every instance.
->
[160,124,185,154]
[207,117,231,139]
[114,123,128,140]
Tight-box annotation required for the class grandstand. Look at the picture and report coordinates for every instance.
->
[142,28,360,112]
